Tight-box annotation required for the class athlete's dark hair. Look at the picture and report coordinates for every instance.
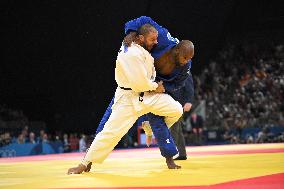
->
[137,24,157,36]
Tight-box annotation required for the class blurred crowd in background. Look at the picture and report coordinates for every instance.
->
[1,40,284,151]
[194,40,284,144]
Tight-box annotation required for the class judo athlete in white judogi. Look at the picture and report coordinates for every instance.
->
[67,24,183,174]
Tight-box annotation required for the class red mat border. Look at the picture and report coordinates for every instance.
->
[52,172,284,189]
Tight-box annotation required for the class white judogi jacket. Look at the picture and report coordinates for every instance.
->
[114,43,158,112]
[115,43,158,92]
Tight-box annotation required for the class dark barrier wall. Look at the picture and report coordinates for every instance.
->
[0,142,64,157]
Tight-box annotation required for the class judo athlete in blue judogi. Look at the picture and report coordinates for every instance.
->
[95,16,194,169]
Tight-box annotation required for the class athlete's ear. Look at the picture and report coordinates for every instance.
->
[174,47,179,56]
[138,34,144,42]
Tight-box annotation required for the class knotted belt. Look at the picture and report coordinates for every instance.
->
[119,86,144,102]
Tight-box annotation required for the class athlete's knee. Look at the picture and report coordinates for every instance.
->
[147,114,163,126]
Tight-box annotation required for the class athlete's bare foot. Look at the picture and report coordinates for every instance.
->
[84,162,92,172]
[67,163,87,174]
[166,157,181,169]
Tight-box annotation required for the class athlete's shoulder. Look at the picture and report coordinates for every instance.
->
[128,43,150,57]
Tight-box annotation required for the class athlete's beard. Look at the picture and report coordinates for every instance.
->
[140,42,148,51]
[141,41,156,52]
[141,42,151,52]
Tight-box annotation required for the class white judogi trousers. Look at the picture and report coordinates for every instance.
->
[81,87,183,165]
